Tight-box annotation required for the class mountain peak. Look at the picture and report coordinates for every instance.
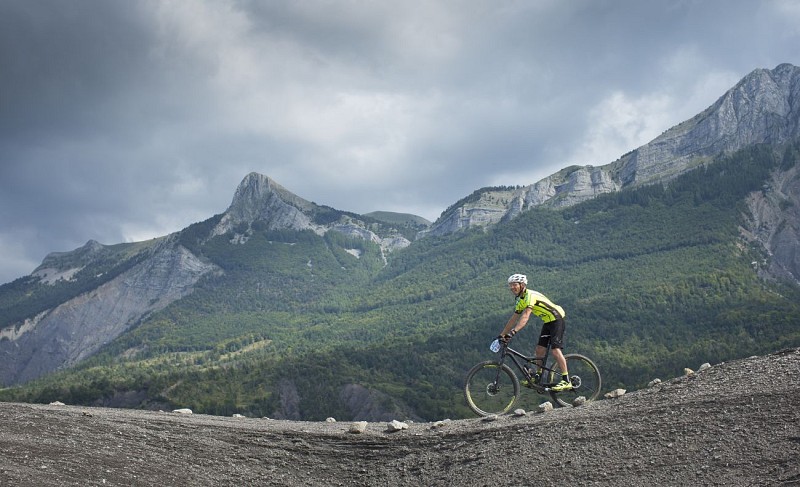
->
[232,173,314,214]
[614,63,800,187]
[210,173,413,254]
[214,173,315,235]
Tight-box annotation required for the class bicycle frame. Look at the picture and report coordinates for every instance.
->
[465,338,602,415]
[497,341,559,391]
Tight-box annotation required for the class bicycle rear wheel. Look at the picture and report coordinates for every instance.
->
[463,361,520,416]
[548,354,601,407]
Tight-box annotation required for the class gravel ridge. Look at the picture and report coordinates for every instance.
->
[1,348,799,486]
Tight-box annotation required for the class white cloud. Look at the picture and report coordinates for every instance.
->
[571,91,673,167]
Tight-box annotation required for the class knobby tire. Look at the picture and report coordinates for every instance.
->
[463,361,520,416]
[547,353,602,407]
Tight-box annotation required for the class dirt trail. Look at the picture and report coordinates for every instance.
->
[1,348,799,486]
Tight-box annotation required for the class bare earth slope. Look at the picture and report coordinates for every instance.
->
[1,348,799,486]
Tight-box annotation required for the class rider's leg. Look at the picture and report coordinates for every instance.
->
[548,318,568,377]
[534,344,546,373]
[535,322,550,374]
[551,347,568,376]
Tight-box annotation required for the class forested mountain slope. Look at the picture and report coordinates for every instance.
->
[2,143,799,421]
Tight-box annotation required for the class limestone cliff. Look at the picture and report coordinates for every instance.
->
[613,63,800,186]
[0,237,219,386]
[425,63,800,238]
[214,173,412,254]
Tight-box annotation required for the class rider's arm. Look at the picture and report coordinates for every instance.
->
[501,307,533,337]
[500,313,517,336]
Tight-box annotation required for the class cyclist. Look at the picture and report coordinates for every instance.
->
[498,273,572,391]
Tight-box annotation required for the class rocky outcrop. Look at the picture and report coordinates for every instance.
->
[421,187,518,237]
[339,383,423,422]
[741,163,800,284]
[270,379,302,420]
[0,238,219,386]
[615,63,800,187]
[526,165,620,209]
[267,381,423,422]
[423,165,621,237]
[425,63,800,237]
[213,174,315,235]
[214,173,411,253]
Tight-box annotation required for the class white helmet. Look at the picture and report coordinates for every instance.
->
[507,274,527,285]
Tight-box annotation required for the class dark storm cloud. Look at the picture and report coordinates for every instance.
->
[1,0,799,284]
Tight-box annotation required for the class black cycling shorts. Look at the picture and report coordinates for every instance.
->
[537,317,566,349]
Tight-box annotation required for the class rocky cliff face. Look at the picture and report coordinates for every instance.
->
[425,63,800,238]
[214,174,315,235]
[422,165,623,237]
[615,63,800,186]
[214,173,412,255]
[741,162,800,285]
[0,237,219,386]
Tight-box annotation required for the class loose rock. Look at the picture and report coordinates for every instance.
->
[604,389,626,399]
[348,421,368,434]
[387,420,409,432]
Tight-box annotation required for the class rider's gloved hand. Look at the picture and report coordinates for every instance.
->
[498,329,516,344]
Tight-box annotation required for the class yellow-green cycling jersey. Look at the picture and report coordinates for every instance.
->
[514,288,565,323]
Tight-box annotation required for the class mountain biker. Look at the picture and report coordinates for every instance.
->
[498,273,573,391]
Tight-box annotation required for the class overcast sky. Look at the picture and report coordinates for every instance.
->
[1,0,798,284]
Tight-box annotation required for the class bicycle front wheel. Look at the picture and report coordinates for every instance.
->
[548,354,602,407]
[464,360,520,416]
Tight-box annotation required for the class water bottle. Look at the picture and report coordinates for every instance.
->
[489,339,501,353]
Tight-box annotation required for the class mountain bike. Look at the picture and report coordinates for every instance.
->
[463,338,601,416]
